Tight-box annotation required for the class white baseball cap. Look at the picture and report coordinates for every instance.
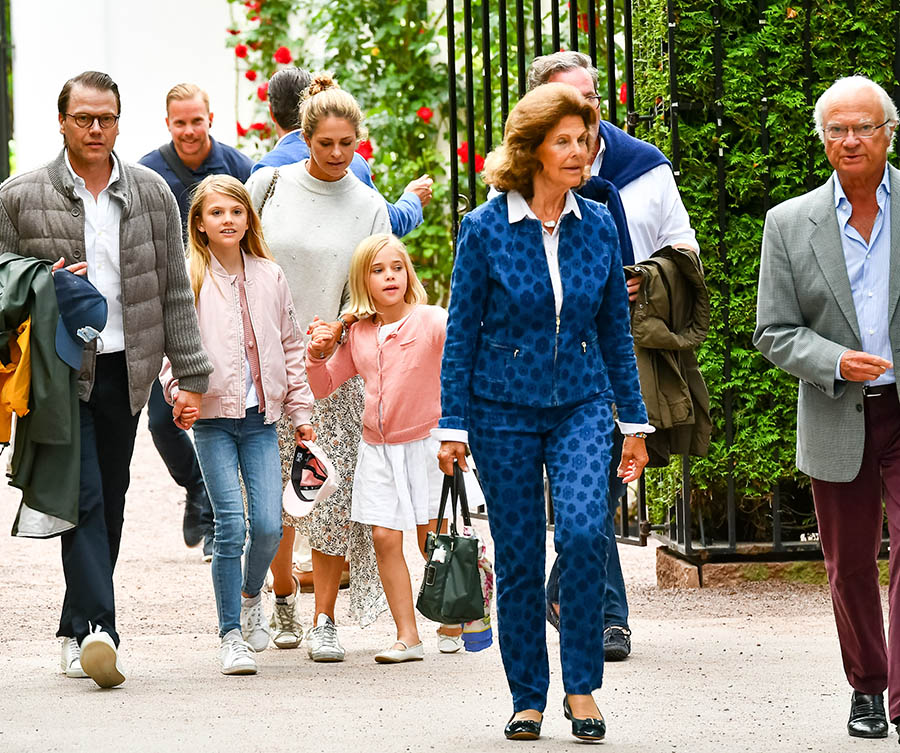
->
[282,440,338,518]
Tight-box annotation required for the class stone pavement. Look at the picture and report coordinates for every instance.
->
[0,419,892,752]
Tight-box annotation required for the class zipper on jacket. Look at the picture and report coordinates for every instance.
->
[243,282,268,412]
[552,314,560,405]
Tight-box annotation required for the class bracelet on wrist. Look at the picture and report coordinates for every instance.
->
[625,431,648,439]
[337,317,350,345]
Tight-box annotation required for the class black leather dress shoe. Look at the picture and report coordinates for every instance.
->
[563,697,606,741]
[504,713,542,740]
[848,690,888,738]
[603,625,632,661]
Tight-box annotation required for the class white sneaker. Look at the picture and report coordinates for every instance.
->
[79,626,125,688]
[240,595,270,652]
[270,591,303,649]
[60,637,87,678]
[437,628,464,654]
[306,613,345,662]
[219,630,258,675]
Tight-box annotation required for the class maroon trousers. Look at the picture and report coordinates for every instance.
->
[811,389,900,721]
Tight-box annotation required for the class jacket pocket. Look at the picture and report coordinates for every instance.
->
[473,337,519,386]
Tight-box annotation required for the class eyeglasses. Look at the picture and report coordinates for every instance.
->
[64,112,119,129]
[584,94,602,108]
[824,120,891,141]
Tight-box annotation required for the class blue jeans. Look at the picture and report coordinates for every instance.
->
[193,410,283,637]
[546,424,629,628]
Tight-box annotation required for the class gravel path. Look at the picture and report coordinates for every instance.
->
[0,419,886,752]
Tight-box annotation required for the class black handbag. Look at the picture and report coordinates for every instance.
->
[416,465,485,624]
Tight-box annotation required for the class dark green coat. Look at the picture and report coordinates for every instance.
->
[625,247,711,467]
[0,252,80,535]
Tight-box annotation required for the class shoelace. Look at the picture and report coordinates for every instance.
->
[244,602,267,633]
[311,622,339,649]
[273,601,298,633]
[226,639,255,663]
[64,639,80,666]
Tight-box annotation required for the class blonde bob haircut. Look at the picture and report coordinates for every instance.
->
[345,233,427,320]
[300,72,368,142]
[482,82,597,200]
[186,174,274,302]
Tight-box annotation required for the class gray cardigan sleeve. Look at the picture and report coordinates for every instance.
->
[159,186,212,394]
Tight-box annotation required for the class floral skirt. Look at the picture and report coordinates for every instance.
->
[277,376,386,627]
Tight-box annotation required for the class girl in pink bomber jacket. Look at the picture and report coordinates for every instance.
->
[161,175,315,677]
[307,233,460,663]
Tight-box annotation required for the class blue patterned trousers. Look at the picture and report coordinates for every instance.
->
[469,394,613,712]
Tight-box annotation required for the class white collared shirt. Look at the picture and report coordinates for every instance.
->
[506,189,582,316]
[591,138,698,260]
[64,151,125,353]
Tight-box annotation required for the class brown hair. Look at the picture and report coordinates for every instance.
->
[481,83,596,199]
[58,71,121,116]
[165,83,210,114]
[186,175,273,301]
[299,73,367,141]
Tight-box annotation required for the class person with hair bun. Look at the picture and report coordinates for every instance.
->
[246,73,389,661]
[436,83,651,741]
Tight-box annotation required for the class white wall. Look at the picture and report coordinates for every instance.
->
[11,0,242,173]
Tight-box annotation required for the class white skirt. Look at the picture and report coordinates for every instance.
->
[350,435,446,530]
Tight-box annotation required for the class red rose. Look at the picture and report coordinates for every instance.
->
[257,83,268,101]
[249,14,259,21]
[474,154,485,172]
[273,46,293,64]
[619,82,627,105]
[456,141,469,163]
[250,122,267,131]
[416,106,434,124]
[245,70,258,82]
[227,28,240,36]
[234,44,248,58]
[237,122,249,137]
[356,140,374,161]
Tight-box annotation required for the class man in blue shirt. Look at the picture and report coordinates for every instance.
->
[139,83,253,559]
[140,83,253,227]
[252,66,431,237]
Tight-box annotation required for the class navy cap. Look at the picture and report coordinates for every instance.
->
[53,271,108,370]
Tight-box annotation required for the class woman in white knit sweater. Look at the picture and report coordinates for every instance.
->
[246,74,389,660]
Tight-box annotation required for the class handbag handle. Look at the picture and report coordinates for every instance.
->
[435,463,474,537]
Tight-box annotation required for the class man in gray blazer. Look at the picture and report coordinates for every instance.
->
[755,75,900,740]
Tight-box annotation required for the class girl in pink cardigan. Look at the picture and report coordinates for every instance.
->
[307,233,460,663]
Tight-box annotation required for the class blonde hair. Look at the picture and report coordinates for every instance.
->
[482,82,596,200]
[300,73,368,141]
[186,175,273,301]
[166,83,210,114]
[345,234,427,319]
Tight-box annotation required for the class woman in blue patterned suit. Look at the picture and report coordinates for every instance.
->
[436,83,650,742]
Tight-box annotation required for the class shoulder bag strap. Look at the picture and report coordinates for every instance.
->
[159,142,200,196]
[453,464,473,528]
[258,167,279,218]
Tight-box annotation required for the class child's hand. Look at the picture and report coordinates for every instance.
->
[295,424,316,443]
[174,405,199,431]
[307,315,339,360]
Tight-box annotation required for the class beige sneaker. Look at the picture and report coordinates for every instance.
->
[60,637,87,678]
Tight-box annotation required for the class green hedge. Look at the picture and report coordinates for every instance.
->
[631,0,899,539]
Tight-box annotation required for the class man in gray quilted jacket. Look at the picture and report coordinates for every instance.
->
[0,71,212,689]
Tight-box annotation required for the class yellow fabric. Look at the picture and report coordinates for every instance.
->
[0,317,32,442]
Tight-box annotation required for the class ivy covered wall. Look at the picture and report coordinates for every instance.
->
[632,0,900,539]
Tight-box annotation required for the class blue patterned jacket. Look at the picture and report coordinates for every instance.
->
[439,192,648,432]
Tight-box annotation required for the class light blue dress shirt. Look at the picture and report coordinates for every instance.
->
[834,164,894,385]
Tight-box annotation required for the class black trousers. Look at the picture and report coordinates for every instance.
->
[147,380,213,527]
[57,353,140,646]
